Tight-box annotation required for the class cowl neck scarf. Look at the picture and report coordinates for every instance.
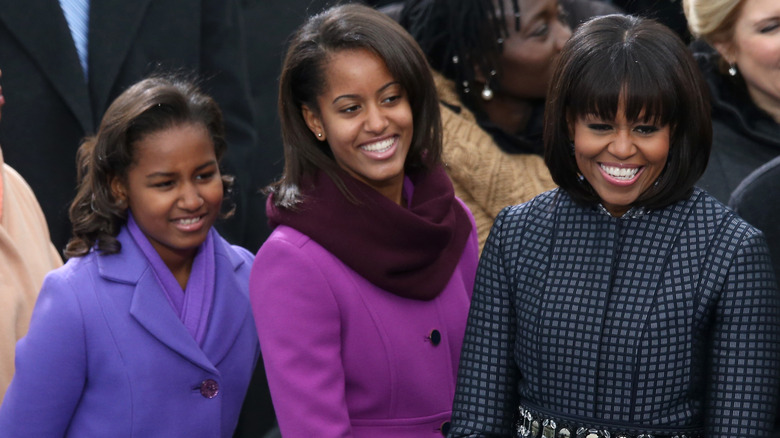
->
[267,165,471,301]
[127,212,215,346]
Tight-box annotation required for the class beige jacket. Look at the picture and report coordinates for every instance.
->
[436,73,557,251]
[0,149,62,404]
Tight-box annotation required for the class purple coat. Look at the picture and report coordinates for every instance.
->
[0,227,259,437]
[249,210,479,437]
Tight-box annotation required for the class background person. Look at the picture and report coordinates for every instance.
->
[450,14,780,437]
[683,0,780,202]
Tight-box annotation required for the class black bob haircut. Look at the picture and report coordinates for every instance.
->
[544,14,711,211]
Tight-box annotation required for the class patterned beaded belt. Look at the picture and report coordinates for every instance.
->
[516,405,705,438]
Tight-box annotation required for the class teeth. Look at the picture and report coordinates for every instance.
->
[177,217,200,225]
[601,164,639,180]
[361,138,394,153]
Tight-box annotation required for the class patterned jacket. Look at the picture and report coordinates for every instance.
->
[450,188,780,437]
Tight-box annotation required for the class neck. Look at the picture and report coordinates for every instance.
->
[476,93,534,135]
[156,246,196,290]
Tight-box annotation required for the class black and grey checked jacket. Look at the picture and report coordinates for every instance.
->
[450,188,780,437]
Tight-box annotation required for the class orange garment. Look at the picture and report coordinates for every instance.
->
[0,149,62,404]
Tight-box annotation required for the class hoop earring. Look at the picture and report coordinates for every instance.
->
[728,63,738,77]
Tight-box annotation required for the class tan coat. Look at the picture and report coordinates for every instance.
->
[436,73,557,251]
[0,150,62,404]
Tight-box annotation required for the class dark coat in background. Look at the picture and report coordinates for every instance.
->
[0,0,259,253]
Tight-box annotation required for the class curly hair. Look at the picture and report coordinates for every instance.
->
[65,74,233,258]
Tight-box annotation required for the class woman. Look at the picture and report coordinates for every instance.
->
[0,75,259,436]
[0,68,62,405]
[450,15,780,437]
[398,0,575,249]
[683,0,780,202]
[249,4,478,437]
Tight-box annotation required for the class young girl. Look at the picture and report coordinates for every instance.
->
[251,4,478,437]
[0,75,259,436]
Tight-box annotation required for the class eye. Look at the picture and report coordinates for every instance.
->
[530,23,549,38]
[587,123,612,132]
[382,94,401,105]
[196,171,216,182]
[340,104,361,114]
[151,180,174,189]
[759,21,780,34]
[634,125,660,135]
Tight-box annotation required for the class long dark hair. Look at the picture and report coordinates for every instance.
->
[271,3,442,208]
[544,14,711,210]
[65,74,232,258]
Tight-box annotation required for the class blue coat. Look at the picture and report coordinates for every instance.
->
[0,227,259,437]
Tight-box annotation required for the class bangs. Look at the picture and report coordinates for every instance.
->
[565,44,679,127]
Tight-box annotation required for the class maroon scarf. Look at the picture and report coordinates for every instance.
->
[267,165,472,300]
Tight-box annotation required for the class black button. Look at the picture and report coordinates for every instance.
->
[200,379,219,398]
[440,421,450,436]
[428,329,441,346]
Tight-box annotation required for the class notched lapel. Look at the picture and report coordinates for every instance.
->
[100,228,218,374]
[0,0,93,133]
[201,238,255,366]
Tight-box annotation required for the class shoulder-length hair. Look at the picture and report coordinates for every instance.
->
[65,74,232,258]
[544,14,711,210]
[271,3,442,208]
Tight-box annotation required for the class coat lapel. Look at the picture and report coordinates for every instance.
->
[98,228,218,374]
[201,237,253,366]
[0,0,93,133]
[88,0,152,118]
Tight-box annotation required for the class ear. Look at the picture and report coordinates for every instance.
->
[302,105,326,142]
[713,41,735,64]
[110,176,127,204]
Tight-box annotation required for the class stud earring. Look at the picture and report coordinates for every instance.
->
[728,63,738,77]
[317,132,322,138]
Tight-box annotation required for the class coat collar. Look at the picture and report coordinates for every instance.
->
[97,226,250,373]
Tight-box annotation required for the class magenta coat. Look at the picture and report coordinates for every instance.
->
[0,227,259,437]
[249,208,479,438]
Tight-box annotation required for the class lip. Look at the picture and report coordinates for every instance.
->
[171,214,207,233]
[598,162,644,187]
[358,135,398,160]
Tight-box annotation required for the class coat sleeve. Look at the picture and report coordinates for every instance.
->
[707,229,780,437]
[449,208,521,437]
[249,235,353,438]
[0,269,87,436]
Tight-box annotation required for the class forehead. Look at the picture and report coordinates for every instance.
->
[133,123,214,164]
[319,49,394,96]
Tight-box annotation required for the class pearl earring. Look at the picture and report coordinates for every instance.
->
[317,132,322,138]
[481,70,497,102]
[728,63,738,77]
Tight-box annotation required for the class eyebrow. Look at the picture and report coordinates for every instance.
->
[331,81,400,105]
[144,160,217,179]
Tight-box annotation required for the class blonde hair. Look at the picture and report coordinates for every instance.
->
[683,0,743,44]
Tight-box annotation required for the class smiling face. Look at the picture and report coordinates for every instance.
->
[572,101,671,217]
[302,49,413,204]
[493,0,571,99]
[112,123,223,267]
[715,0,780,120]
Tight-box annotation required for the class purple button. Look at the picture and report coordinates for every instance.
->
[200,379,219,399]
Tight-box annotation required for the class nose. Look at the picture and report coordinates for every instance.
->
[609,130,636,159]
[553,20,572,51]
[179,183,205,211]
[364,104,389,134]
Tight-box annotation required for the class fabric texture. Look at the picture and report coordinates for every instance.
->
[250,174,480,437]
[450,188,780,437]
[693,47,780,203]
[434,72,557,252]
[0,153,62,405]
[267,165,471,300]
[0,226,259,437]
